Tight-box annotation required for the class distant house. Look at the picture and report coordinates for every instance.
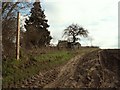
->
[57,40,68,49]
[73,42,81,49]
[57,40,81,49]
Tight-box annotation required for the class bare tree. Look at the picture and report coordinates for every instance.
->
[63,24,89,44]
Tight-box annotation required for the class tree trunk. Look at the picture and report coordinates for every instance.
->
[72,35,76,43]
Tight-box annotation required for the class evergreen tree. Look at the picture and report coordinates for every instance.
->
[25,1,52,48]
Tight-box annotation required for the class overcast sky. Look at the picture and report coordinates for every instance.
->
[21,0,119,49]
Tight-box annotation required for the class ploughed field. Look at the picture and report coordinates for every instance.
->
[44,49,120,88]
[2,49,120,88]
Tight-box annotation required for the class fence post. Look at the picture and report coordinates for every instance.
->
[16,12,20,60]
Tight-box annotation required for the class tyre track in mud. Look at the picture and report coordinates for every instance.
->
[44,49,120,88]
[44,50,101,88]
[16,49,120,88]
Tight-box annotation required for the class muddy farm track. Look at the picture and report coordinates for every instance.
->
[10,49,120,88]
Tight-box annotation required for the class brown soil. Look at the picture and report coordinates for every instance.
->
[16,49,120,88]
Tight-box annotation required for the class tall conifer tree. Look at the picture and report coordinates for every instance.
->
[25,0,52,48]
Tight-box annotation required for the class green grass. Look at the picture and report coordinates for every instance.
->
[2,47,100,87]
[2,50,74,87]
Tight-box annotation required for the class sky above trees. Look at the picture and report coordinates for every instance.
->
[20,0,119,49]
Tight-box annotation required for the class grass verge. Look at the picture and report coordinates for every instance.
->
[2,50,74,87]
[2,47,99,87]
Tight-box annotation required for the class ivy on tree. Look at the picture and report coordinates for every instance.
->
[25,1,52,48]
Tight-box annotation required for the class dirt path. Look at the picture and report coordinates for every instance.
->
[19,49,120,88]
[44,54,83,88]
[44,49,120,88]
[20,53,83,88]
[21,50,102,88]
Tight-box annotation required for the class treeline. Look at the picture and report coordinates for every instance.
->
[2,1,52,59]
[2,1,94,60]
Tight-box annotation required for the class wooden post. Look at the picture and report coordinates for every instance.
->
[16,12,20,60]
